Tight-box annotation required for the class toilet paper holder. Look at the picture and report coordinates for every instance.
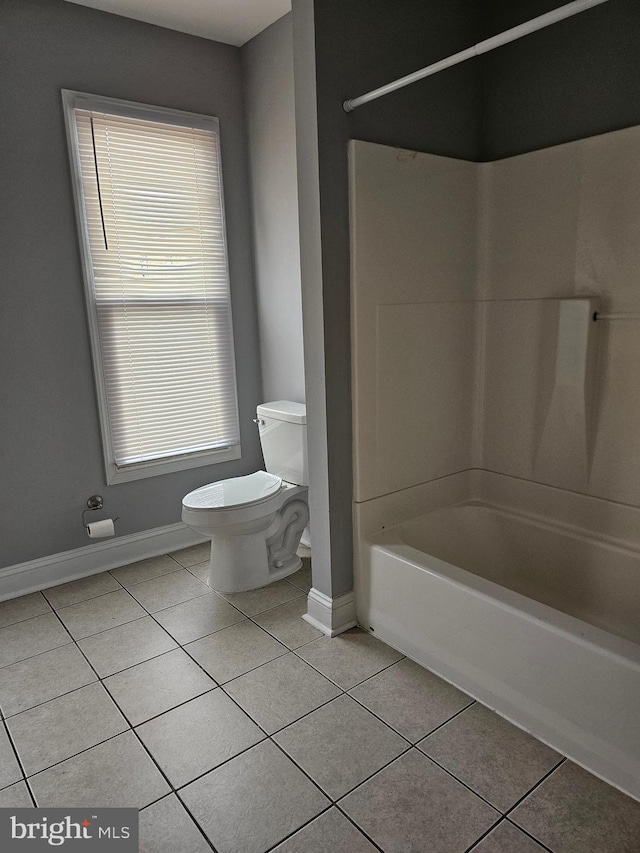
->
[82,495,119,529]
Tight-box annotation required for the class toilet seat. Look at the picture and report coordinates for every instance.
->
[182,471,283,512]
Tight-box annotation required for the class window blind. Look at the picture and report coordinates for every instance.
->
[71,105,240,473]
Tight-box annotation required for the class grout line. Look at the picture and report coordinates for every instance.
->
[260,803,335,853]
[247,616,324,652]
[131,588,213,617]
[62,612,150,643]
[327,741,544,853]
[26,607,161,807]
[504,816,557,853]
[414,746,540,816]
[0,640,74,674]
[331,749,412,802]
[12,611,145,783]
[504,757,567,818]
[0,597,54,629]
[331,804,388,853]
[46,585,127,612]
[44,571,126,602]
[180,640,290,685]
[331,741,415,802]
[286,582,312,595]
[110,568,193,592]
[169,737,270,794]
[125,686,218,729]
[289,645,406,693]
[182,566,208,582]
[347,688,476,745]
[92,644,184,681]
[267,734,352,802]
[157,616,248,648]
[25,729,133,783]
[412,698,477,739]
[218,648,324,688]
[460,814,504,853]
[166,555,191,569]
[125,723,219,852]
[140,791,219,853]
[124,570,210,601]
[0,676,101,722]
[215,590,306,621]
[152,583,247,622]
[117,704,220,852]
[88,644,182,680]
[225,689,344,739]
[170,797,220,852]
[3,674,123,722]
[151,633,276,745]
[113,586,284,691]
[2,716,37,807]
[307,692,415,749]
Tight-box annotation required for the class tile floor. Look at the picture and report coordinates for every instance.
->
[0,544,639,852]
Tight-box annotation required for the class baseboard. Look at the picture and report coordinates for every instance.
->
[0,523,208,602]
[302,587,357,637]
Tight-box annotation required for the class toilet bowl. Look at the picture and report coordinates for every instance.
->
[182,402,310,593]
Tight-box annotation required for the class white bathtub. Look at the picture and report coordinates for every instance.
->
[357,499,640,801]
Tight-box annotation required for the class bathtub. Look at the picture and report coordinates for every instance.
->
[356,499,640,800]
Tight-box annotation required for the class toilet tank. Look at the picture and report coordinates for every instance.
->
[256,401,308,486]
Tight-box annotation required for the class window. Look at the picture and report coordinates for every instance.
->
[62,91,240,484]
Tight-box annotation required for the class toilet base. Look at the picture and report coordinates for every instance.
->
[205,487,309,594]
[300,525,311,549]
[209,546,302,594]
[207,531,303,593]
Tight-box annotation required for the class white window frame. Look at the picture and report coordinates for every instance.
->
[62,90,241,484]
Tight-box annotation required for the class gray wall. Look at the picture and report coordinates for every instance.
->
[482,0,640,160]
[292,0,482,597]
[0,0,263,567]
[241,14,305,404]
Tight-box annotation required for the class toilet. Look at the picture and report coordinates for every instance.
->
[182,401,310,593]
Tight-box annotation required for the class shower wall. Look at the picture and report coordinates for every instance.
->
[351,125,640,511]
[350,141,480,503]
[481,126,640,506]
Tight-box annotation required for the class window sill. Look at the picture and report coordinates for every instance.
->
[106,445,241,485]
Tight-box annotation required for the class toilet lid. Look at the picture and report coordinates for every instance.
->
[182,471,283,510]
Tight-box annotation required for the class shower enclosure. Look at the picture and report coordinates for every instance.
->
[349,128,640,800]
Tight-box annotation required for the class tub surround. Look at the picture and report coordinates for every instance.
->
[350,144,478,502]
[350,130,640,801]
[350,128,640,507]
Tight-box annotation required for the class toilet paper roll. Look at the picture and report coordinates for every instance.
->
[87,518,115,538]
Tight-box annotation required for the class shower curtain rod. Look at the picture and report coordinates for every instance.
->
[594,312,640,321]
[343,0,610,113]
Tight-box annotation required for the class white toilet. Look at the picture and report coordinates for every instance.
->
[182,401,309,593]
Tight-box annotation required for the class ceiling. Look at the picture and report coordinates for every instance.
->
[65,0,292,47]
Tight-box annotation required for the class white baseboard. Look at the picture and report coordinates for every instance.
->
[302,587,357,637]
[0,523,208,602]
